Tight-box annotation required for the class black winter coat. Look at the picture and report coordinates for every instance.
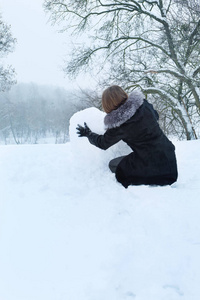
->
[87,91,178,188]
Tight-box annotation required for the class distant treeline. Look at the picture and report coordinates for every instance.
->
[1,82,193,144]
[0,83,81,144]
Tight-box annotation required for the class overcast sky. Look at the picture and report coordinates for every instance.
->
[0,0,91,89]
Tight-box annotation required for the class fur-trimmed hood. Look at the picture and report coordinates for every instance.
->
[104,90,144,129]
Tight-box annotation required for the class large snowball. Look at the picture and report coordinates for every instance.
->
[69,107,131,174]
[69,107,106,143]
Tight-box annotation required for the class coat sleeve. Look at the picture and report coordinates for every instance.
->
[87,127,124,150]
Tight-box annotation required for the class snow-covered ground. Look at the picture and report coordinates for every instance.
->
[0,108,200,300]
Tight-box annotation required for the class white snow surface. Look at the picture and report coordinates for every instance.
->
[0,107,200,300]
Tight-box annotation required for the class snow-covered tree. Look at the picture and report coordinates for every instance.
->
[0,14,16,92]
[44,0,200,140]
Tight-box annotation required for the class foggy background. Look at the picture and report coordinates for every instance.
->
[0,0,98,144]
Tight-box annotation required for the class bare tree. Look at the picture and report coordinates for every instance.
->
[0,83,78,144]
[0,14,16,91]
[44,0,200,139]
[72,88,102,111]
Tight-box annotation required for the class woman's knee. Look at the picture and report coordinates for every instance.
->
[109,156,125,173]
[109,159,116,173]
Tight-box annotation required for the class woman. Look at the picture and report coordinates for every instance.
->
[76,85,178,188]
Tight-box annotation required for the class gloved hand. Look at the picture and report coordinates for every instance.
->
[76,122,91,137]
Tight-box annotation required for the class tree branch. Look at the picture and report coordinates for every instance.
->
[144,68,187,81]
[185,18,200,66]
[193,66,200,77]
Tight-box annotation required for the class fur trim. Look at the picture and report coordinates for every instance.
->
[104,90,144,129]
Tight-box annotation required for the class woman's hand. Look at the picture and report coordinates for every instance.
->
[76,122,91,137]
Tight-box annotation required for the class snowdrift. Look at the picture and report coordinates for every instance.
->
[0,107,200,300]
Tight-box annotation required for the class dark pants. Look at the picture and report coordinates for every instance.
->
[109,156,125,173]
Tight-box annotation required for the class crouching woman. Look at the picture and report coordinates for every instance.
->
[76,85,178,188]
